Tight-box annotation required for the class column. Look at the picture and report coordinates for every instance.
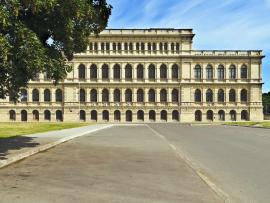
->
[144,64,148,82]
[121,63,125,82]
[109,63,114,82]
[98,88,102,103]
[133,63,137,82]
[98,63,102,83]
[156,63,160,82]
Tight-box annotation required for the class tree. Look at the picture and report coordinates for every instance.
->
[263,92,270,114]
[0,0,112,99]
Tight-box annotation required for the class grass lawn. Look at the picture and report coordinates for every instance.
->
[0,123,91,138]
[226,121,270,128]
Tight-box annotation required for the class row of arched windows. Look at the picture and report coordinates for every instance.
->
[194,64,248,80]
[10,110,63,122]
[194,89,248,103]
[78,63,179,80]
[18,89,63,102]
[194,110,249,121]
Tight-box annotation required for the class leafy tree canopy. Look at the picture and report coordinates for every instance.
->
[263,92,270,104]
[0,0,111,99]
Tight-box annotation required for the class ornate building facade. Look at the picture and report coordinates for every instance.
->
[0,29,264,122]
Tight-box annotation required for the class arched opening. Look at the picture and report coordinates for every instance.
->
[241,110,249,121]
[114,110,121,121]
[80,89,86,102]
[9,110,16,121]
[91,110,97,121]
[218,89,225,102]
[206,64,213,79]
[160,110,167,121]
[102,89,109,102]
[172,89,179,103]
[126,110,132,122]
[241,89,248,102]
[113,64,121,80]
[172,64,179,80]
[33,110,39,121]
[148,64,156,80]
[160,64,167,80]
[78,64,86,80]
[125,64,132,80]
[125,89,132,102]
[102,64,109,80]
[137,89,144,102]
[218,110,225,121]
[80,110,86,121]
[195,89,202,102]
[218,65,225,79]
[148,89,155,102]
[149,110,156,121]
[90,64,97,80]
[241,65,248,79]
[195,110,202,122]
[172,110,179,121]
[206,89,213,102]
[229,64,236,79]
[160,89,167,102]
[56,110,63,122]
[102,110,109,121]
[20,89,28,102]
[229,89,236,102]
[44,89,51,102]
[56,89,63,102]
[32,89,39,102]
[194,65,202,79]
[230,110,236,121]
[44,110,51,121]
[206,110,214,121]
[90,89,97,102]
[114,89,121,102]
[137,110,144,121]
[21,110,27,122]
[137,64,144,80]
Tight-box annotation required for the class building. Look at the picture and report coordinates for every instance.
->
[0,28,265,122]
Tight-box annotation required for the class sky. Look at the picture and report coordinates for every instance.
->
[106,0,270,92]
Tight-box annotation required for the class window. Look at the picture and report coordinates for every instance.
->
[137,89,144,102]
[136,43,140,51]
[90,64,97,79]
[148,64,156,80]
[141,43,145,51]
[32,89,39,102]
[172,89,179,102]
[241,65,248,79]
[218,110,225,121]
[126,110,132,122]
[241,110,248,121]
[160,89,167,102]
[230,110,236,121]
[160,64,167,79]
[91,110,97,121]
[113,43,116,51]
[117,43,121,51]
[152,43,157,51]
[80,110,86,121]
[44,89,51,102]
[102,64,109,80]
[195,89,201,102]
[148,89,155,102]
[159,43,163,51]
[229,65,236,79]
[9,110,16,121]
[206,89,213,102]
[21,110,27,121]
[164,43,168,51]
[171,43,175,52]
[102,89,109,102]
[194,65,202,79]
[149,110,156,121]
[172,64,179,80]
[78,64,86,80]
[44,110,51,121]
[137,110,144,121]
[94,42,98,51]
[172,110,179,121]
[80,89,86,102]
[56,89,63,102]
[56,110,63,122]
[207,110,213,121]
[195,110,202,121]
[114,110,121,121]
[240,89,248,102]
[137,64,144,80]
[176,43,180,51]
[114,89,121,102]
[102,110,109,121]
[218,89,224,102]
[33,110,39,121]
[148,43,151,51]
[125,89,132,102]
[218,65,225,80]
[90,89,97,102]
[160,110,167,121]
[206,64,213,79]
[113,64,121,80]
[229,89,236,102]
[20,89,28,102]
[125,64,132,80]
[124,43,128,51]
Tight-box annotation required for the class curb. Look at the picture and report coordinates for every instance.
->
[0,125,113,169]
[222,124,270,130]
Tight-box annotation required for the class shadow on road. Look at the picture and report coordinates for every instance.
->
[0,136,40,160]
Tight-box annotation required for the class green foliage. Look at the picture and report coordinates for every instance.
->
[263,92,270,104]
[0,0,112,99]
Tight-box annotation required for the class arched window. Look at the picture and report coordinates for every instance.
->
[230,110,236,121]
[172,64,179,80]
[148,89,155,102]
[137,110,144,121]
[129,43,133,51]
[137,89,144,102]
[44,89,51,102]
[90,89,97,102]
[126,110,132,122]
[91,110,97,121]
[229,65,236,79]
[21,110,27,121]
[102,89,109,102]
[9,110,16,121]
[148,64,156,80]
[113,43,116,51]
[218,89,225,102]
[33,110,39,121]
[194,65,202,79]
[160,64,167,80]
[206,89,213,102]
[56,110,63,121]
[241,110,249,121]
[206,110,214,121]
[218,110,225,121]
[113,64,121,80]
[114,110,121,121]
[80,89,86,102]
[172,110,179,121]
[171,43,175,52]
[206,64,213,79]
[160,89,167,102]
[141,43,145,51]
[117,42,121,51]
[164,43,168,51]
[241,89,248,102]
[125,64,132,80]
[124,43,128,51]
[94,42,98,51]
[160,110,167,121]
[195,110,202,121]
[56,89,63,102]
[159,42,163,51]
[137,64,144,80]
[114,89,121,102]
[148,42,151,51]
[102,110,109,121]
[32,89,39,102]
[78,64,86,80]
[172,89,179,103]
[20,89,28,102]
[90,64,97,80]
[152,43,157,51]
[80,110,86,121]
[195,89,202,102]
[229,89,236,102]
[241,65,248,79]
[125,89,132,102]
[149,110,156,121]
[217,65,225,79]
[136,43,140,51]
[44,110,51,121]
[102,64,109,80]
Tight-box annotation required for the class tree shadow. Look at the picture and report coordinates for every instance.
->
[0,136,40,160]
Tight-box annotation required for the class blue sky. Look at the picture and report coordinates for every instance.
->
[107,0,270,92]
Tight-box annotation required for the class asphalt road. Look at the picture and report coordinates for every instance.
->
[0,125,220,203]
[148,123,270,203]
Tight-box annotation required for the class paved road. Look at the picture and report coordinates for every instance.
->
[0,125,220,203]
[148,124,270,203]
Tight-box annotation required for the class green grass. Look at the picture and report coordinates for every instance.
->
[0,123,91,138]
[225,121,270,128]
